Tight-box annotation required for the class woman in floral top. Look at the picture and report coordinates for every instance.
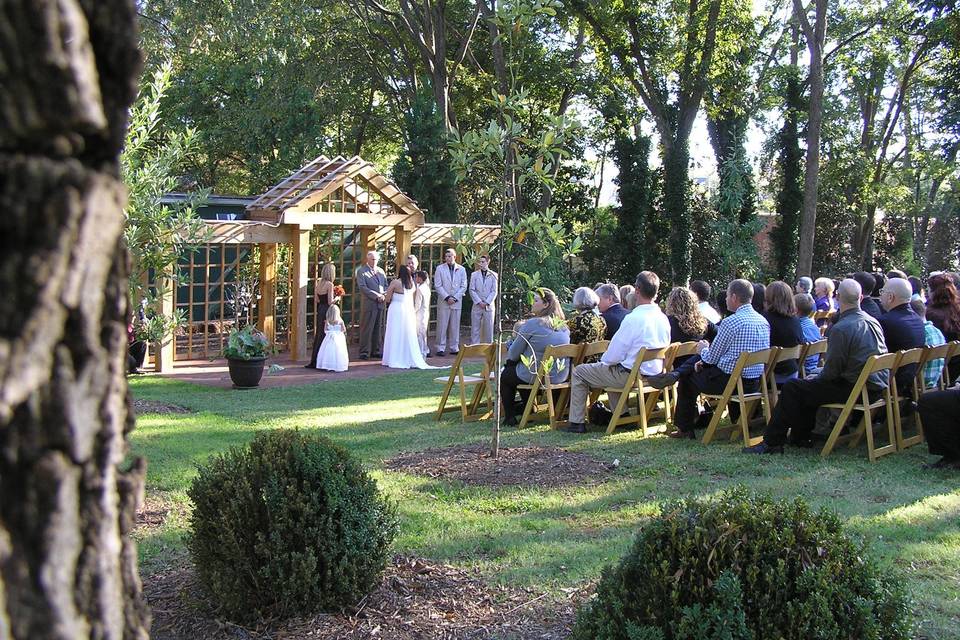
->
[567,287,607,362]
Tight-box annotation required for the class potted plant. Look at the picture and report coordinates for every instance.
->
[223,325,269,388]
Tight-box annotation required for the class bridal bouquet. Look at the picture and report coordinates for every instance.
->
[333,284,346,298]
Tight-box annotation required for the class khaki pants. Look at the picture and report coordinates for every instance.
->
[569,362,630,424]
[436,303,461,352]
[471,304,494,344]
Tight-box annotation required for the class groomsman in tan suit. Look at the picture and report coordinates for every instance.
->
[433,248,467,355]
[469,255,497,344]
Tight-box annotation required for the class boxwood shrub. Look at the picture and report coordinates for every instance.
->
[572,488,912,640]
[187,429,397,623]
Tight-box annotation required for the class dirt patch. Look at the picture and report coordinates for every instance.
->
[144,555,592,640]
[133,398,193,415]
[386,444,617,488]
[135,494,178,533]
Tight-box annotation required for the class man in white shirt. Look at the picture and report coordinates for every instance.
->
[564,271,672,433]
[691,280,722,324]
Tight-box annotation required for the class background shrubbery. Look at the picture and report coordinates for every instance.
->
[572,488,912,640]
[188,429,398,623]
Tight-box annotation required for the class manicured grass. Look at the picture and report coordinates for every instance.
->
[128,373,960,638]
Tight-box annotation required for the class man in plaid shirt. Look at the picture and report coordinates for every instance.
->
[912,298,946,389]
[648,279,770,438]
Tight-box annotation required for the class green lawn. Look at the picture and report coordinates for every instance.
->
[129,373,960,638]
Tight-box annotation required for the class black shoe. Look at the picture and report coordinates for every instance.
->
[372,353,382,358]
[563,422,587,433]
[742,442,784,455]
[788,436,813,448]
[127,368,145,375]
[436,351,445,357]
[359,355,369,360]
[450,350,459,355]
[645,371,680,390]
[667,429,695,439]
[303,364,316,369]
[923,456,960,470]
[503,416,518,427]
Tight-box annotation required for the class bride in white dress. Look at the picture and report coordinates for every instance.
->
[382,266,439,369]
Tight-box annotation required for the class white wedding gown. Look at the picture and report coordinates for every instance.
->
[382,287,439,369]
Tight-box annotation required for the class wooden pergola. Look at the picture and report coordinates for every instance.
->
[153,155,499,370]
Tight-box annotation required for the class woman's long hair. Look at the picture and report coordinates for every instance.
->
[534,287,566,322]
[320,263,336,283]
[665,287,707,337]
[764,281,797,317]
[928,273,960,333]
[399,265,414,290]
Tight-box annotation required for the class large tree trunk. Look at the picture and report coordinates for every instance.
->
[0,1,148,638]
[794,0,827,279]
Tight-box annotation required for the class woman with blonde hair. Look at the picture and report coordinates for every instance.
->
[500,288,570,426]
[620,285,636,310]
[813,277,836,313]
[307,262,342,369]
[664,287,716,367]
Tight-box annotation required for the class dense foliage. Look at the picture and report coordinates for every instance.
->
[188,429,398,623]
[572,489,913,640]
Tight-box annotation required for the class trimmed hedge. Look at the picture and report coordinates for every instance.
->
[572,488,912,640]
[187,429,397,623]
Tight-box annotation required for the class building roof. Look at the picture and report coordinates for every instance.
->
[246,155,425,231]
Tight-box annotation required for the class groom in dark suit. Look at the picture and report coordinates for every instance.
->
[357,250,387,359]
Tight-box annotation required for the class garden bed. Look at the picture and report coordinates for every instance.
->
[133,398,193,415]
[145,555,591,639]
[386,444,617,488]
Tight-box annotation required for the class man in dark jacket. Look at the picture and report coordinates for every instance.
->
[853,271,884,319]
[878,277,926,390]
[745,279,888,454]
[596,283,628,340]
[918,386,960,469]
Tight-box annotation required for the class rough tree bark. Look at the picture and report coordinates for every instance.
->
[0,1,148,638]
[793,0,827,280]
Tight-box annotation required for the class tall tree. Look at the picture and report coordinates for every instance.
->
[0,0,149,637]
[568,0,725,284]
[793,0,828,278]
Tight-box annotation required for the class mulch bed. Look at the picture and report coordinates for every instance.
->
[145,555,592,639]
[133,398,193,415]
[385,444,617,488]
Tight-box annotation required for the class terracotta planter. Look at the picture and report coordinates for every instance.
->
[227,356,266,388]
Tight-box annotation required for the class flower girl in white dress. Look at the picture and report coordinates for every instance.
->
[315,305,349,372]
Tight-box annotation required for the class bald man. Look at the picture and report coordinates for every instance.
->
[745,279,889,454]
[878,277,926,390]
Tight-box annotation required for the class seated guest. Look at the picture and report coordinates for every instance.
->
[908,276,924,302]
[625,291,638,310]
[620,285,636,310]
[918,386,960,469]
[744,279,888,454]
[666,287,717,368]
[796,276,813,295]
[765,281,805,384]
[926,273,960,382]
[567,287,607,363]
[500,288,570,426]
[564,272,671,433]
[853,271,883,319]
[814,277,836,313]
[911,299,946,390]
[690,280,722,324]
[647,280,770,439]
[887,269,908,281]
[715,290,730,319]
[596,283,628,340]
[871,272,886,300]
[795,293,822,376]
[751,282,766,315]
[878,278,926,390]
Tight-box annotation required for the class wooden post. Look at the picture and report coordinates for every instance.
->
[154,265,176,372]
[395,226,412,268]
[257,243,277,346]
[290,227,312,361]
[359,226,376,257]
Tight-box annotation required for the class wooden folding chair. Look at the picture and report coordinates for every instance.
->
[549,340,609,429]
[603,345,674,436]
[767,345,802,408]
[891,348,925,451]
[798,339,828,379]
[517,343,583,429]
[660,341,701,424]
[917,342,952,393]
[820,353,897,462]
[944,341,960,387]
[435,343,495,422]
[579,340,610,363]
[701,348,774,446]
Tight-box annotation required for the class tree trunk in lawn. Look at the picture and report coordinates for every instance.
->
[0,1,149,638]
[664,140,692,285]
